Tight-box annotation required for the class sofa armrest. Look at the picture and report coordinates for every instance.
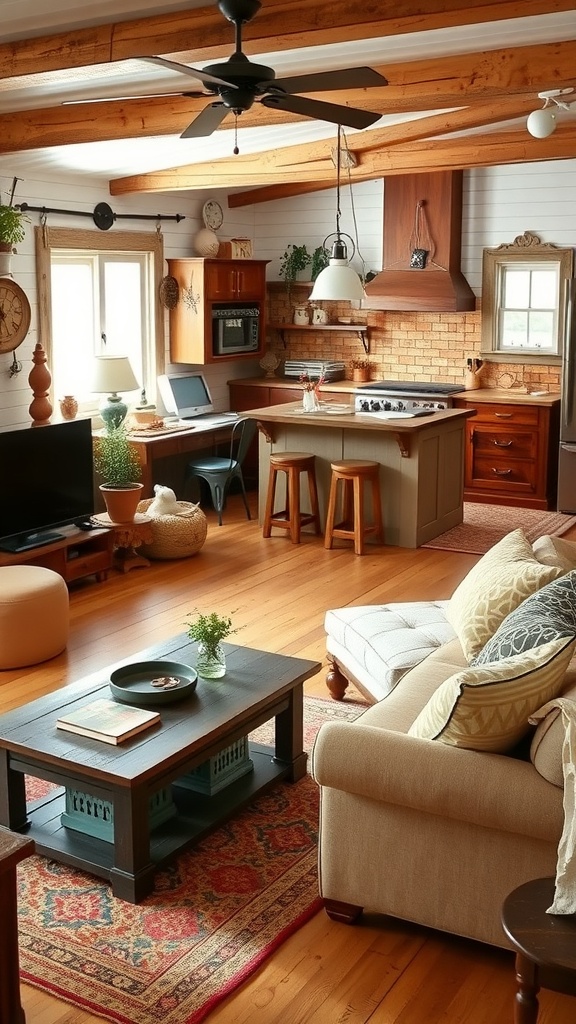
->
[312,722,563,841]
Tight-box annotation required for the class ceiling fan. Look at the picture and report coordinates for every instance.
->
[137,0,388,139]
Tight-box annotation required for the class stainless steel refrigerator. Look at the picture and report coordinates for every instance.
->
[558,277,576,512]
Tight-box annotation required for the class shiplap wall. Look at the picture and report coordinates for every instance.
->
[1,157,575,427]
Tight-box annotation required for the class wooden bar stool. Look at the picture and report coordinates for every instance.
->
[324,459,384,555]
[263,452,321,544]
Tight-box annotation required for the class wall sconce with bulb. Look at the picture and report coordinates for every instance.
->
[526,88,574,139]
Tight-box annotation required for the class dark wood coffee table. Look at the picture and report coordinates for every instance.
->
[0,635,320,903]
[501,877,576,1023]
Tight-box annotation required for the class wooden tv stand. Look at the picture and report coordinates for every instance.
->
[0,524,114,584]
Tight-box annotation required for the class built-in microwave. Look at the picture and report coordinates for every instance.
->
[212,304,260,356]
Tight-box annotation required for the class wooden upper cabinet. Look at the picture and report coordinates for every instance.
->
[204,260,267,301]
[167,258,268,364]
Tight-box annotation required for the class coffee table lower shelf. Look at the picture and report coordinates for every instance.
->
[24,744,286,886]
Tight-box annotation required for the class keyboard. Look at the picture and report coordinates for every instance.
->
[178,413,239,429]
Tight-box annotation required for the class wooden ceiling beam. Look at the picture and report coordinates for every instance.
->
[1,39,574,157]
[0,1,569,80]
[225,125,576,204]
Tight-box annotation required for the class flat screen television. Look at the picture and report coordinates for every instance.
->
[0,419,95,553]
[157,372,214,419]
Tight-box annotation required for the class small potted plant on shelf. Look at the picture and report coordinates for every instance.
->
[350,358,371,382]
[279,244,311,299]
[0,203,29,275]
[311,245,329,281]
[185,609,242,678]
[93,425,143,524]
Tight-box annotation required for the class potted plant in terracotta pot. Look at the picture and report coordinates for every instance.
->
[0,204,29,275]
[93,425,143,524]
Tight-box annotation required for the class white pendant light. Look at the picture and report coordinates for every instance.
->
[309,126,365,303]
[526,88,573,139]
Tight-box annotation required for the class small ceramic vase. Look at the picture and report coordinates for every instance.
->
[311,306,329,325]
[293,305,309,325]
[59,395,78,420]
[196,642,227,679]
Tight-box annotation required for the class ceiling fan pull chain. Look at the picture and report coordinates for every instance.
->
[233,114,240,155]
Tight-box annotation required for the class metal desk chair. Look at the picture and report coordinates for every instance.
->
[183,417,256,526]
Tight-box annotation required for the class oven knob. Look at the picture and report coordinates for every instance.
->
[383,401,391,410]
[371,400,381,411]
[359,400,369,411]
[398,401,405,411]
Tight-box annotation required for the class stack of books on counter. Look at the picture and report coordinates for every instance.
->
[284,360,345,381]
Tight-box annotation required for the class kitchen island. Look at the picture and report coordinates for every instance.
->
[243,401,475,548]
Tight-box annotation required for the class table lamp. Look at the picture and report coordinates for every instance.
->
[92,355,139,430]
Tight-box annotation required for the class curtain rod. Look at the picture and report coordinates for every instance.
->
[16,201,185,231]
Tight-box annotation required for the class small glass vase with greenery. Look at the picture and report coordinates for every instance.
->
[185,609,242,679]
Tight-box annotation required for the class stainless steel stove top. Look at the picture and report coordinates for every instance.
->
[354,380,463,413]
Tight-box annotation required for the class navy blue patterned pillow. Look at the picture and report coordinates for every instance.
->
[472,570,576,666]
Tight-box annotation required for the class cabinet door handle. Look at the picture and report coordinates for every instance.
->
[491,467,512,476]
[493,439,513,448]
[494,412,513,418]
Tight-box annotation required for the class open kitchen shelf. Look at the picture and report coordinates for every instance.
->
[269,322,370,353]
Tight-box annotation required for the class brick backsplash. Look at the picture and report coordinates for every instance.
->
[266,284,561,391]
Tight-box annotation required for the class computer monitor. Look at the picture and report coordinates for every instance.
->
[157,372,214,419]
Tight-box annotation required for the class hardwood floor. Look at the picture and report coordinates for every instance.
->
[3,493,576,1024]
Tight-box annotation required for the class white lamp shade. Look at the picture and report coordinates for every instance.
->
[309,259,365,302]
[526,107,557,139]
[92,356,139,394]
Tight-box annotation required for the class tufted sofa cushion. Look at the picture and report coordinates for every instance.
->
[325,601,455,702]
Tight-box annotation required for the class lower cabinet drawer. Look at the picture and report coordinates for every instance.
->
[472,429,538,459]
[469,456,537,491]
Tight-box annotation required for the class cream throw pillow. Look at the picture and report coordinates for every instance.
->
[446,529,563,661]
[533,535,576,574]
[408,636,576,752]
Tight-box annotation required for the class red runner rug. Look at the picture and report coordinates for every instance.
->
[18,696,364,1024]
[422,503,576,555]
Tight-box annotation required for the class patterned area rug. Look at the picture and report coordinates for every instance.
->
[18,696,364,1024]
[422,503,576,555]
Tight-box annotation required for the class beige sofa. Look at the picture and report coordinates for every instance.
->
[313,531,576,949]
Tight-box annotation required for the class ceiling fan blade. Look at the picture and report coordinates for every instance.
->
[261,93,382,131]
[141,56,237,90]
[273,67,388,95]
[180,102,229,139]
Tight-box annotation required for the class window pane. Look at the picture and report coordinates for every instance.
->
[51,262,96,396]
[503,270,530,307]
[500,310,528,348]
[531,269,557,309]
[102,261,144,389]
[528,311,555,349]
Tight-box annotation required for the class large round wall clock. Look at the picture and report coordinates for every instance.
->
[0,278,31,353]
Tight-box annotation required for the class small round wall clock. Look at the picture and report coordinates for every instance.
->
[0,278,31,353]
[202,199,224,232]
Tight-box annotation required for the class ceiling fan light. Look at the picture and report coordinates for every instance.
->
[309,260,365,302]
[526,107,557,139]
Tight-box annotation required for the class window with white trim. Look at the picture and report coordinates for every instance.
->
[35,226,164,413]
[481,232,573,363]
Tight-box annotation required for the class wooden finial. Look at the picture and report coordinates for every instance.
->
[28,342,53,425]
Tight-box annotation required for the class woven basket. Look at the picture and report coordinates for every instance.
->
[136,499,207,559]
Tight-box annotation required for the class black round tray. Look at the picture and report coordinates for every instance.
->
[109,660,197,706]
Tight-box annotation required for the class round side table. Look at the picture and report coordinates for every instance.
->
[501,877,576,1024]
[91,512,154,573]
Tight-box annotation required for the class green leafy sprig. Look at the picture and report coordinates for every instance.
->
[93,425,142,487]
[185,610,242,659]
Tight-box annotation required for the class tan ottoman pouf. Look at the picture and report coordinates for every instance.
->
[0,565,69,669]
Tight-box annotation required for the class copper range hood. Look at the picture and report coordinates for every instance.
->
[363,170,476,312]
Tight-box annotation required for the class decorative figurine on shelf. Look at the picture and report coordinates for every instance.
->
[259,347,280,378]
[299,371,325,412]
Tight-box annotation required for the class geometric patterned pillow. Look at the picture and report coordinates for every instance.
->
[407,636,576,752]
[472,570,576,666]
[445,529,563,662]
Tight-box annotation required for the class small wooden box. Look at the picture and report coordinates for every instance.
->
[217,238,253,259]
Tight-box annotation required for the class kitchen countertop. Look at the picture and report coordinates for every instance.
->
[230,379,561,405]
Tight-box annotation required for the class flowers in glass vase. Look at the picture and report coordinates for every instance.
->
[299,372,325,412]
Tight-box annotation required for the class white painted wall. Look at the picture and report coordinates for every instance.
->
[1,158,576,428]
